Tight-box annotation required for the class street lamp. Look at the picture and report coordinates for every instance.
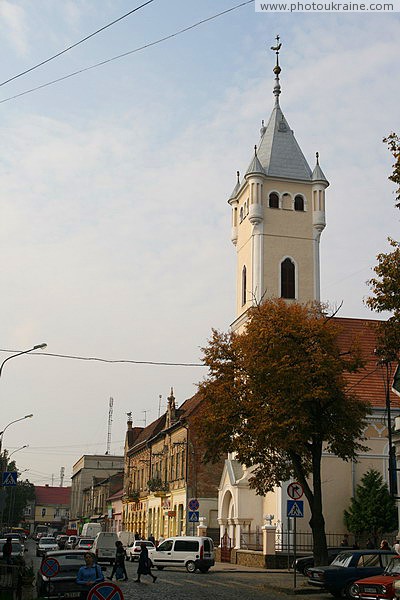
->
[0,343,47,378]
[8,445,29,460]
[0,414,33,456]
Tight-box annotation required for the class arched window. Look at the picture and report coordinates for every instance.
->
[240,207,244,222]
[269,192,279,208]
[294,195,304,211]
[242,266,247,306]
[281,258,295,299]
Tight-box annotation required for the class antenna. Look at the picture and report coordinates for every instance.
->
[106,397,114,455]
[60,466,65,487]
[158,394,162,418]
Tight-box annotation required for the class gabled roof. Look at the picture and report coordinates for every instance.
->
[335,317,400,409]
[35,486,71,506]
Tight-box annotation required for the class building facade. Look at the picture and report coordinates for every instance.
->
[123,390,221,541]
[33,485,71,533]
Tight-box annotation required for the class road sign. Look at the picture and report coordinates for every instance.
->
[88,581,124,600]
[2,471,17,486]
[287,481,303,500]
[40,556,60,578]
[188,510,199,523]
[287,500,304,518]
[188,498,199,511]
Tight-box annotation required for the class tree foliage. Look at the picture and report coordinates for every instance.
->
[344,469,398,543]
[0,455,35,527]
[197,298,370,564]
[366,238,400,361]
[383,132,400,210]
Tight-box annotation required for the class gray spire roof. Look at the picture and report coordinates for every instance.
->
[245,147,265,177]
[228,171,242,201]
[251,105,312,181]
[312,153,329,185]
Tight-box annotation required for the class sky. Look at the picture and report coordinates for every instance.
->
[0,0,399,487]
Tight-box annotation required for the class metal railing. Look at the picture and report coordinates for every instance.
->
[0,563,19,595]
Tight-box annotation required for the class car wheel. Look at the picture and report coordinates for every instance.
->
[344,583,359,598]
[156,566,164,571]
[186,561,197,573]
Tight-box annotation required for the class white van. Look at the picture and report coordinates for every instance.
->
[117,530,136,548]
[81,523,102,538]
[92,532,118,564]
[148,536,214,573]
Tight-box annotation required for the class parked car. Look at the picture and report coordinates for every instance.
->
[148,536,215,573]
[294,547,343,574]
[36,550,105,599]
[307,549,396,597]
[65,535,78,549]
[91,532,118,564]
[36,536,59,557]
[0,538,24,559]
[351,555,400,599]
[76,538,94,550]
[126,540,155,561]
[56,535,69,549]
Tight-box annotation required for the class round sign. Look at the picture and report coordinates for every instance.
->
[188,498,199,511]
[40,556,60,578]
[287,481,304,500]
[88,581,124,600]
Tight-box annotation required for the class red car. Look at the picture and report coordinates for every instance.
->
[351,555,400,599]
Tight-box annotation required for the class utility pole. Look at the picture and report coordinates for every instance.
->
[106,397,114,455]
[60,466,65,487]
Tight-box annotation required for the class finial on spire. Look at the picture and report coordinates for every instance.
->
[316,151,320,165]
[270,35,282,106]
[254,145,258,156]
[236,170,240,183]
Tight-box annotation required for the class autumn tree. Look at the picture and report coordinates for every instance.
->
[197,298,370,565]
[383,132,400,210]
[344,469,398,546]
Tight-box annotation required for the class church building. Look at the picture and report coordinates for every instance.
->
[217,40,399,564]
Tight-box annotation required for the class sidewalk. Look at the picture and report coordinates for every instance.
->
[214,562,321,595]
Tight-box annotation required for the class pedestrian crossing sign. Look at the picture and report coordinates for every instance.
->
[287,500,304,518]
[188,510,199,523]
[2,471,17,486]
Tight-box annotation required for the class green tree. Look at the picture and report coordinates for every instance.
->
[197,298,370,565]
[344,469,398,544]
[383,132,400,210]
[0,455,35,527]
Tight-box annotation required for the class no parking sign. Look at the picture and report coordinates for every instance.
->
[88,581,124,600]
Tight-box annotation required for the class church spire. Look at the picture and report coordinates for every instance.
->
[271,35,282,107]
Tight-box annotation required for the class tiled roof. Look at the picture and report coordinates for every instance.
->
[335,317,400,409]
[107,488,123,502]
[35,486,71,506]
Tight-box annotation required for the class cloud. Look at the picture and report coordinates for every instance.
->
[0,0,29,56]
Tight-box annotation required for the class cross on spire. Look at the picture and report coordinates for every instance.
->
[270,35,282,106]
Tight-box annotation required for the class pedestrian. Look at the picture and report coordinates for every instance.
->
[148,533,155,545]
[340,534,349,547]
[380,539,390,550]
[76,552,104,599]
[134,531,140,540]
[108,540,128,582]
[393,539,400,554]
[134,542,157,583]
[366,538,375,549]
[2,538,12,564]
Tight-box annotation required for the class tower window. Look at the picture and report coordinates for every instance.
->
[269,192,279,209]
[281,258,295,299]
[240,207,244,222]
[242,266,247,306]
[294,195,304,211]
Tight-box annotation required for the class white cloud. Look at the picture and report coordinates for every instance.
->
[0,0,29,56]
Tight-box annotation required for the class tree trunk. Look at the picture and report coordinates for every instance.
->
[310,441,328,566]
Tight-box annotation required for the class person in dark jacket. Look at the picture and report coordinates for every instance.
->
[76,553,104,599]
[108,540,128,581]
[2,538,12,564]
[134,542,157,583]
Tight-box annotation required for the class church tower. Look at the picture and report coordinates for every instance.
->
[229,38,329,329]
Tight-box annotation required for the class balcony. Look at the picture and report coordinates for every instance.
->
[147,477,169,496]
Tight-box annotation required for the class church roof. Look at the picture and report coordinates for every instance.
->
[249,105,312,182]
[312,157,329,185]
[245,149,265,177]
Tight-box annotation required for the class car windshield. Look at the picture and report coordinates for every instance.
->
[331,552,353,567]
[45,553,87,575]
[386,558,400,575]
[41,538,56,545]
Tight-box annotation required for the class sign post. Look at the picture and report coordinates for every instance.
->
[40,556,60,600]
[287,482,304,590]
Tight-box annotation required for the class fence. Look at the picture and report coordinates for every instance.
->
[275,529,397,553]
[240,531,263,551]
[0,563,19,598]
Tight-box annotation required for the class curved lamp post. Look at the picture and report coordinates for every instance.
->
[0,415,33,456]
[0,343,47,379]
[7,445,29,460]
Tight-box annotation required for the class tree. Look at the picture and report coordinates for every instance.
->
[197,298,370,565]
[0,455,35,528]
[366,238,400,361]
[344,469,398,545]
[383,132,400,210]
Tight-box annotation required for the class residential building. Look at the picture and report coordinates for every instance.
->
[107,488,124,533]
[81,471,123,530]
[70,454,124,523]
[33,485,71,532]
[123,389,221,541]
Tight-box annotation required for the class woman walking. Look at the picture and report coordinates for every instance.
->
[108,540,128,581]
[76,553,104,599]
[134,542,157,583]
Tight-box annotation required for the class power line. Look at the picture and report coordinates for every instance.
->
[0,0,253,105]
[0,347,203,367]
[0,0,155,88]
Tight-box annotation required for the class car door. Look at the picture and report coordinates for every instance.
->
[152,540,174,566]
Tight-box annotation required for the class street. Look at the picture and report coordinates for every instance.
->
[26,539,332,600]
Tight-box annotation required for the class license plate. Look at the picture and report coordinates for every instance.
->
[64,593,80,598]
[364,587,378,593]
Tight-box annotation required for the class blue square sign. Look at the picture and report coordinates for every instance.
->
[2,472,18,486]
